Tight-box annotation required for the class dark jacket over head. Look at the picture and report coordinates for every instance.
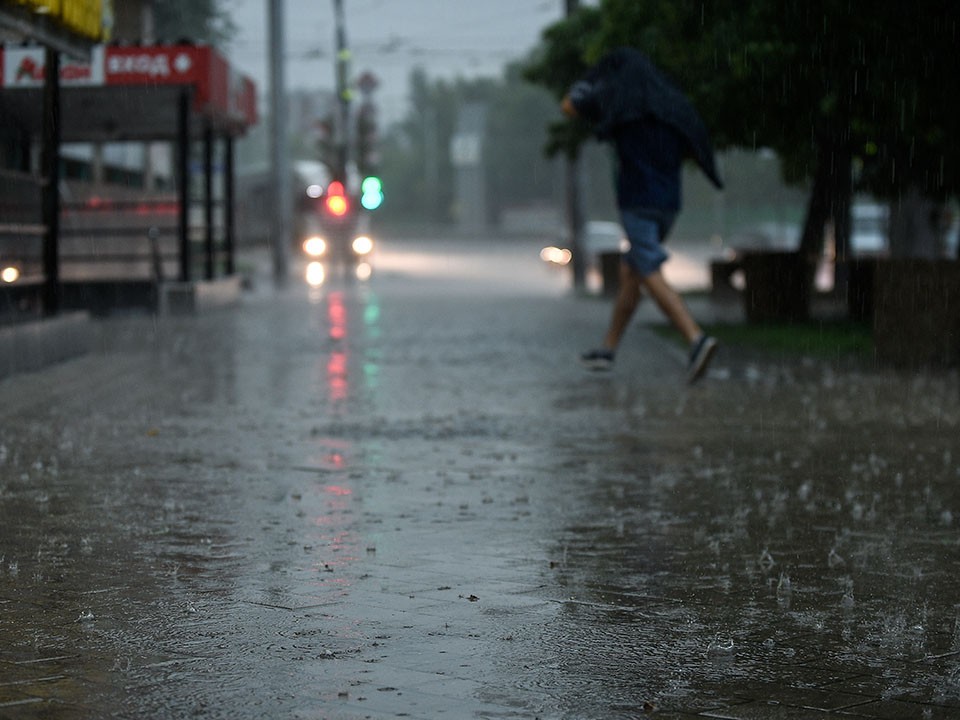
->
[568,47,723,190]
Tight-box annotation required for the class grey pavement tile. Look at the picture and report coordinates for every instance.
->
[0,699,103,720]
[2,244,960,717]
[837,699,960,719]
[701,701,839,719]
[0,691,43,709]
[332,683,531,720]
[821,670,960,707]
[711,684,875,712]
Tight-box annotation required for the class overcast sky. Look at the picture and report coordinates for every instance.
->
[223,0,597,124]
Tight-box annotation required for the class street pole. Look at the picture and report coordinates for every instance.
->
[332,0,351,183]
[41,47,60,316]
[564,0,585,291]
[268,0,290,286]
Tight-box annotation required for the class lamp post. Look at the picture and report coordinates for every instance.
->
[268,0,290,285]
[563,0,585,290]
[332,0,351,183]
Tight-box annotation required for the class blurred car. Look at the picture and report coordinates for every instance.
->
[848,203,887,254]
[715,203,892,293]
[722,203,889,260]
[300,198,375,287]
[540,220,629,269]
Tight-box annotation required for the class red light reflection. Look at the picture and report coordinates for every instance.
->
[324,485,352,497]
[326,292,349,401]
[328,291,346,341]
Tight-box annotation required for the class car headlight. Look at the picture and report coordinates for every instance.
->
[1,266,20,283]
[539,246,571,266]
[303,236,327,257]
[351,235,374,256]
[355,261,373,281]
[305,261,326,287]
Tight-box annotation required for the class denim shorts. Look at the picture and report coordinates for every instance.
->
[620,208,676,276]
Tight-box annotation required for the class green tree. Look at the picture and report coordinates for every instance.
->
[379,65,579,228]
[378,69,461,224]
[527,0,960,267]
[484,62,563,223]
[522,5,601,161]
[152,0,236,46]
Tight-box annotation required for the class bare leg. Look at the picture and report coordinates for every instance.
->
[602,261,643,350]
[639,269,702,344]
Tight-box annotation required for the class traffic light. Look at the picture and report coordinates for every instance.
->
[355,101,379,177]
[360,176,384,210]
[324,180,350,217]
[316,113,337,168]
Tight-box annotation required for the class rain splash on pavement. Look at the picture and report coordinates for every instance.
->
[1,237,959,719]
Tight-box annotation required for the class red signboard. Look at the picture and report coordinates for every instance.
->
[0,44,257,129]
[104,46,204,86]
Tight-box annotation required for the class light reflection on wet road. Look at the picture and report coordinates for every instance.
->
[0,237,958,718]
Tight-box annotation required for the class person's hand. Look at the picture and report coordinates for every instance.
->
[561,95,578,118]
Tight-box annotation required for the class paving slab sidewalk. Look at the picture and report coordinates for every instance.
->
[0,238,959,719]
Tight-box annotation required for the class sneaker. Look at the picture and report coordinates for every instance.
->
[687,335,718,384]
[580,348,615,371]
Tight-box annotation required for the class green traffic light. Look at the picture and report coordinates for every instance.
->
[361,176,384,210]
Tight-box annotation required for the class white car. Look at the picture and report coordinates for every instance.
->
[581,220,630,265]
[724,203,889,258]
[541,220,629,269]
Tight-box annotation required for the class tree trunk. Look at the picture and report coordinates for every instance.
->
[798,133,852,263]
[888,185,943,259]
[565,151,585,290]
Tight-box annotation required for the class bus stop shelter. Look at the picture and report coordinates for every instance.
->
[0,43,257,315]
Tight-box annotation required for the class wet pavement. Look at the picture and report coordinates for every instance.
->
[1,236,959,719]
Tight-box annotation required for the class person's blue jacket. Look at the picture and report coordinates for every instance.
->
[570,79,683,212]
[567,48,724,192]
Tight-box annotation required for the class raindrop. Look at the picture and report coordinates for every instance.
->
[77,610,95,622]
[706,634,735,656]
[828,548,845,568]
[841,591,855,609]
[776,572,792,596]
[758,548,775,570]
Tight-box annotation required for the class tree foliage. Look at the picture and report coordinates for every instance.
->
[152,0,236,47]
[525,0,960,257]
[521,6,601,160]
[379,65,572,225]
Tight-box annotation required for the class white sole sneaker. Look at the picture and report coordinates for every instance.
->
[687,336,718,384]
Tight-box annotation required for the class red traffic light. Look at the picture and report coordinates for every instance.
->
[324,181,349,217]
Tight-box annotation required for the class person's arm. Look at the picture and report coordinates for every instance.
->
[563,79,600,123]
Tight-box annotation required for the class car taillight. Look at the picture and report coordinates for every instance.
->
[324,181,350,217]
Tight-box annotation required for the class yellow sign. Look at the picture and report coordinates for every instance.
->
[13,0,113,41]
